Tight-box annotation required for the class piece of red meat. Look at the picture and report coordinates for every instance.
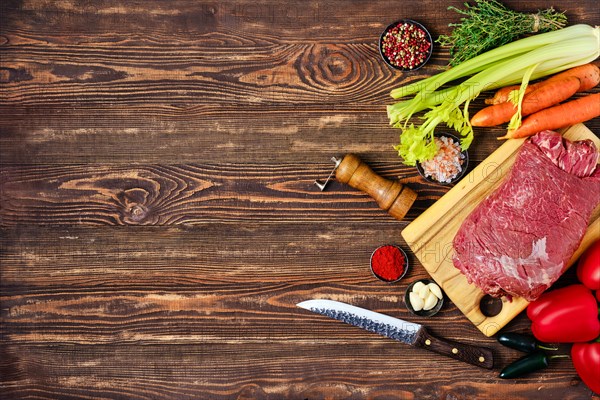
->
[452,130,600,301]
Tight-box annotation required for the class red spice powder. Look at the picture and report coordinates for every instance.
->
[371,245,406,282]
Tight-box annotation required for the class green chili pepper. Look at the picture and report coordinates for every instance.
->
[499,351,569,379]
[497,332,558,353]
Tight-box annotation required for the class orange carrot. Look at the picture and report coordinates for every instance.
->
[570,63,600,92]
[471,76,581,127]
[484,83,543,105]
[485,63,600,105]
[499,93,600,140]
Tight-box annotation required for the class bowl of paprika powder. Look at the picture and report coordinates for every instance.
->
[370,244,409,283]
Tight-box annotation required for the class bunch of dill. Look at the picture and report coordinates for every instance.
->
[437,0,567,66]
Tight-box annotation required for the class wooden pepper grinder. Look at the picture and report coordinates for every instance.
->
[315,154,417,220]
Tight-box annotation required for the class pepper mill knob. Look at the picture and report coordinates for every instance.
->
[335,154,417,220]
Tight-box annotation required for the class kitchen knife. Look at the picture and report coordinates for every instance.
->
[297,299,494,369]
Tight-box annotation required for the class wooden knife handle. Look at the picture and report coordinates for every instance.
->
[414,327,494,369]
[335,154,417,220]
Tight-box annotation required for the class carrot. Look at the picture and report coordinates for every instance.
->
[560,63,600,92]
[471,76,581,127]
[485,63,600,105]
[499,93,600,140]
[484,82,543,105]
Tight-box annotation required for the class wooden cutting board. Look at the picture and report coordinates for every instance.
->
[402,124,600,337]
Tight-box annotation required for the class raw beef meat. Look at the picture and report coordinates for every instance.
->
[452,130,600,301]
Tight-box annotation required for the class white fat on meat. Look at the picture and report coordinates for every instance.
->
[497,237,560,288]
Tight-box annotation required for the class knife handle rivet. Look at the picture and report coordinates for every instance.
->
[479,356,485,362]
[452,348,459,354]
[425,339,431,346]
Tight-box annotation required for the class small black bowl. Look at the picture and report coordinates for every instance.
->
[370,244,409,283]
[379,19,433,71]
[416,133,469,185]
[404,279,444,317]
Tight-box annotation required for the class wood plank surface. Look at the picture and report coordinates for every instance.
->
[1,0,599,399]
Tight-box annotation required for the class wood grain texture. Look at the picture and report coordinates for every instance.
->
[0,224,590,399]
[1,0,600,399]
[0,163,436,226]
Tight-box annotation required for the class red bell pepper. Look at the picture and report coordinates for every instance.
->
[572,342,600,394]
[577,239,600,291]
[527,284,600,343]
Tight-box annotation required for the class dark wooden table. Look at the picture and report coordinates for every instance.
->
[1,1,599,399]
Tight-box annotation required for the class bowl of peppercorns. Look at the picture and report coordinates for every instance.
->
[379,19,433,71]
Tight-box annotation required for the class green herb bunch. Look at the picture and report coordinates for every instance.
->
[437,0,567,66]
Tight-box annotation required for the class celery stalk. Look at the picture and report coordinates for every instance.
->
[390,24,597,99]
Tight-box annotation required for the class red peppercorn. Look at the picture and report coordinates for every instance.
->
[371,245,407,282]
[380,21,432,70]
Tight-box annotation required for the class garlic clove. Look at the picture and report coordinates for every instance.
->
[428,283,443,300]
[423,292,439,311]
[412,281,426,294]
[417,285,430,300]
[409,292,424,311]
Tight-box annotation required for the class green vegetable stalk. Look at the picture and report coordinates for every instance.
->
[437,0,568,67]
